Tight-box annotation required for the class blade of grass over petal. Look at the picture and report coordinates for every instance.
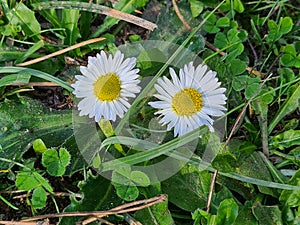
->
[0,67,73,92]
[115,0,226,134]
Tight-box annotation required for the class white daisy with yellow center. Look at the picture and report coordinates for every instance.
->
[72,50,141,122]
[149,62,227,137]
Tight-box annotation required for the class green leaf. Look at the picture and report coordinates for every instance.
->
[280,17,294,34]
[238,152,279,197]
[131,171,151,187]
[252,89,274,116]
[0,98,74,170]
[278,68,295,84]
[32,172,53,193]
[162,164,212,212]
[216,198,239,225]
[216,17,230,27]
[269,83,300,134]
[212,153,237,173]
[189,0,204,18]
[135,182,174,225]
[42,148,71,176]
[33,138,47,154]
[252,203,282,225]
[233,0,244,13]
[6,2,41,40]
[112,168,150,201]
[204,12,220,33]
[31,186,47,209]
[233,201,258,225]
[0,73,31,87]
[16,172,40,191]
[280,170,300,207]
[61,8,80,46]
[229,59,246,75]
[281,54,300,68]
[266,17,293,42]
[59,173,121,225]
[245,83,260,99]
[271,130,300,150]
[115,183,139,201]
[112,167,139,201]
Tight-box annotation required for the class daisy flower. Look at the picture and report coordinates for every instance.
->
[72,50,141,122]
[149,62,227,137]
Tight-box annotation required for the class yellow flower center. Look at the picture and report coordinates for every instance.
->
[93,73,121,101]
[172,88,203,116]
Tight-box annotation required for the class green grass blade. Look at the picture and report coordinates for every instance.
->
[101,127,206,171]
[0,73,31,87]
[14,40,44,64]
[0,195,19,210]
[0,67,73,92]
[268,82,300,134]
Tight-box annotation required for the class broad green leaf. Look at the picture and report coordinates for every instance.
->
[131,170,150,187]
[233,0,244,13]
[280,170,300,207]
[269,83,300,134]
[6,2,41,40]
[15,171,53,193]
[135,182,174,225]
[212,153,237,173]
[233,201,258,225]
[280,17,294,34]
[229,59,246,75]
[162,164,212,212]
[112,167,139,201]
[189,0,204,18]
[252,203,282,225]
[271,130,300,150]
[31,186,47,209]
[238,152,279,197]
[216,198,239,225]
[42,148,71,176]
[245,83,260,99]
[0,98,77,171]
[216,17,230,27]
[32,172,53,193]
[266,17,293,42]
[15,172,40,191]
[204,12,219,33]
[33,138,47,154]
[61,8,80,46]
[114,182,139,201]
[278,68,295,85]
[192,208,217,225]
[0,73,31,87]
[252,89,274,117]
[58,173,121,225]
